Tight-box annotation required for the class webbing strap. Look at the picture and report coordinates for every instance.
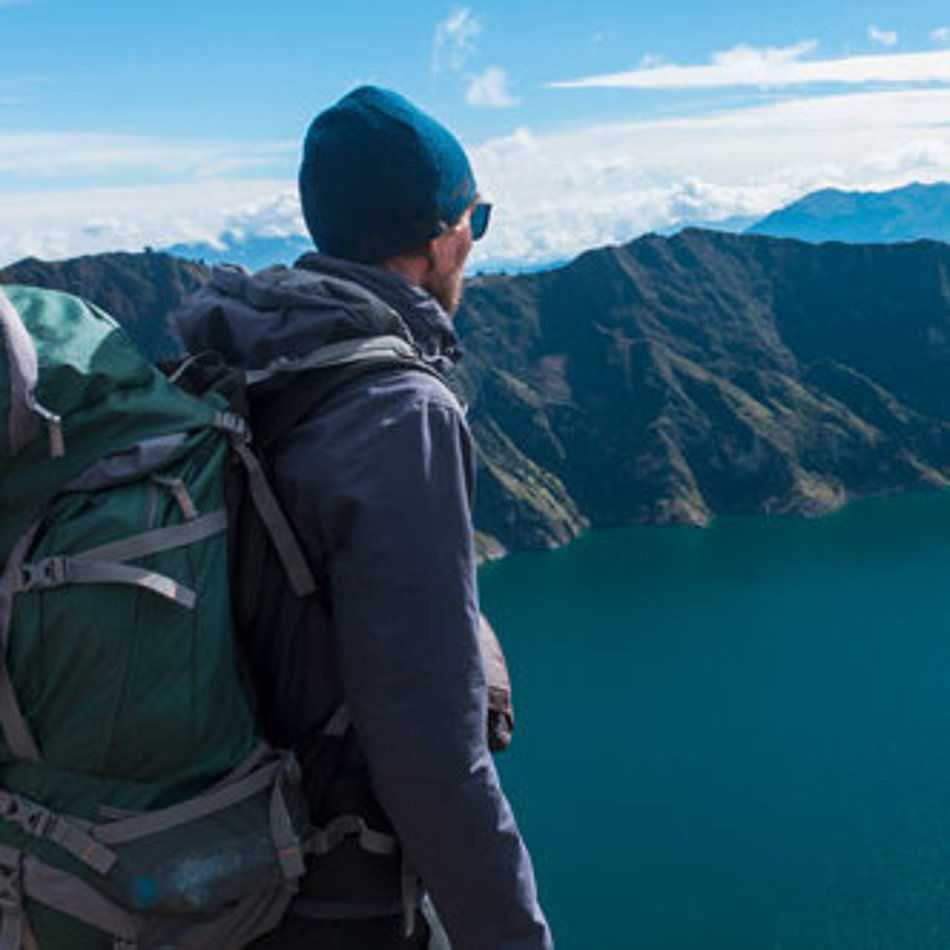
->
[402,856,420,938]
[150,476,198,521]
[229,439,316,598]
[95,759,284,846]
[322,704,351,738]
[244,335,418,385]
[35,560,196,609]
[306,814,397,857]
[0,525,42,762]
[0,658,39,761]
[73,509,226,564]
[16,558,195,609]
[14,510,229,609]
[22,854,140,947]
[0,791,116,875]
[269,772,306,879]
[207,740,272,791]
[0,844,23,950]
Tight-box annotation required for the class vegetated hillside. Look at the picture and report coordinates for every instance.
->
[6,231,950,555]
[746,182,950,244]
[455,229,950,551]
[0,251,208,360]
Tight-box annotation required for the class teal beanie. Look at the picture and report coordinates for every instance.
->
[298,86,478,263]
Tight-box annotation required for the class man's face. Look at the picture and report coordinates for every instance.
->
[423,205,474,315]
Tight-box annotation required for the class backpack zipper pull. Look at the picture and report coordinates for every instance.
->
[150,476,199,521]
[27,395,64,458]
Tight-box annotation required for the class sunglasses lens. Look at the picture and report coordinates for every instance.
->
[470,202,491,241]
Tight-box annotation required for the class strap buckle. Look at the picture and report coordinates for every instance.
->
[20,803,55,839]
[19,556,67,592]
[214,410,250,441]
[0,848,21,912]
[0,796,54,839]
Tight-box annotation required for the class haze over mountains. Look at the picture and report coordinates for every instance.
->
[164,232,313,275]
[159,182,950,275]
[4,229,950,554]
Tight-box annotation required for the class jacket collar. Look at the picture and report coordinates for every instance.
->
[295,252,462,368]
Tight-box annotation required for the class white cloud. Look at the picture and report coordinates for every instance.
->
[467,87,950,267]
[0,180,297,266]
[432,7,482,74]
[432,6,520,109]
[466,67,518,108]
[868,25,898,48]
[549,43,950,90]
[213,191,305,242]
[5,87,950,270]
[0,132,295,181]
[932,27,950,45]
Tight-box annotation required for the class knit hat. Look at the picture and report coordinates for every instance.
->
[299,86,478,263]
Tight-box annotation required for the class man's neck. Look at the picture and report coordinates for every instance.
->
[382,250,431,289]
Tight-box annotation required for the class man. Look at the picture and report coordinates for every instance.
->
[174,86,552,949]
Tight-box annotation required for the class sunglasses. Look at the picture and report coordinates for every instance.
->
[437,201,492,242]
[469,201,492,241]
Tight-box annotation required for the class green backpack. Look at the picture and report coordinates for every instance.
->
[0,285,316,949]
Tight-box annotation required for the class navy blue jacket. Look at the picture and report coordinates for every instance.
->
[174,254,552,950]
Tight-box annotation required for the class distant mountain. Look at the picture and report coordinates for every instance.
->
[6,231,950,554]
[746,182,950,244]
[164,232,313,272]
[166,231,551,278]
[661,214,760,237]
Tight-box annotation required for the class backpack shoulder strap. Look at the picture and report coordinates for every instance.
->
[250,342,449,454]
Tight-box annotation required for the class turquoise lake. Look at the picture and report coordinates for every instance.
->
[479,492,950,949]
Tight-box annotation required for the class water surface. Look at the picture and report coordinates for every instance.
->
[480,493,950,949]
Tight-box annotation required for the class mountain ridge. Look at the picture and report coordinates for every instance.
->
[4,230,950,554]
[746,182,950,244]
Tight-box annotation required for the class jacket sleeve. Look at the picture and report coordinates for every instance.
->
[284,374,552,950]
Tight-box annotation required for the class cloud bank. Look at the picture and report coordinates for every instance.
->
[467,87,950,267]
[0,132,295,182]
[550,44,950,90]
[3,86,950,270]
[0,180,296,264]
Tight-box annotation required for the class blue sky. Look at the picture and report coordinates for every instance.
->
[2,0,950,266]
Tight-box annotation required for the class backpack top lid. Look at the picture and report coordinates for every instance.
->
[0,285,215,558]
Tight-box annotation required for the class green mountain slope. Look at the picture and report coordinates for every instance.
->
[455,230,950,550]
[1,250,208,361]
[6,230,950,554]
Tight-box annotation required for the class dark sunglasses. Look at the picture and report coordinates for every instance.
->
[470,201,492,241]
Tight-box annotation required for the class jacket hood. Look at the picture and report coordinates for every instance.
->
[173,254,461,373]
